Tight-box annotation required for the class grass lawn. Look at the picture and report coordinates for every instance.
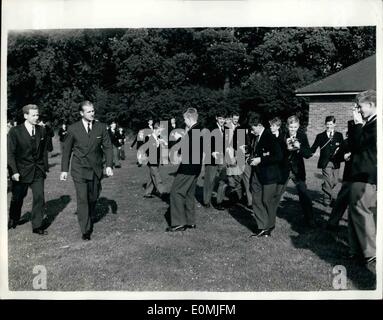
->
[7,137,376,292]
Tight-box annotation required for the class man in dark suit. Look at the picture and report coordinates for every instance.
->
[203,113,226,208]
[269,117,289,218]
[60,101,113,240]
[327,131,353,230]
[348,90,377,265]
[58,123,68,154]
[143,122,167,198]
[310,116,344,206]
[108,121,121,168]
[167,108,203,232]
[8,104,49,235]
[282,115,315,227]
[247,112,283,237]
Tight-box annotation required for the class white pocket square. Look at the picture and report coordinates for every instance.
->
[97,136,101,139]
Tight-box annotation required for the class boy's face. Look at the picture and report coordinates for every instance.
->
[251,124,263,136]
[288,122,299,136]
[270,123,280,134]
[325,121,335,132]
[358,101,376,119]
[232,115,239,125]
[216,116,225,127]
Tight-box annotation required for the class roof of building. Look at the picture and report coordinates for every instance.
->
[295,54,376,96]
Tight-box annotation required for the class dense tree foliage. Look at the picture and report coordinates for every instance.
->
[7,27,375,130]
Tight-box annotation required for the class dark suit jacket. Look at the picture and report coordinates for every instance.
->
[144,134,162,167]
[249,129,282,185]
[204,123,225,166]
[310,131,344,169]
[177,123,203,176]
[272,128,290,184]
[61,120,113,181]
[284,129,312,181]
[108,129,121,147]
[332,138,352,182]
[8,124,49,183]
[349,116,377,184]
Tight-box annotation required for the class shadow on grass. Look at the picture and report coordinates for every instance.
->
[48,163,57,169]
[278,197,376,290]
[227,205,258,233]
[93,197,118,223]
[18,195,71,229]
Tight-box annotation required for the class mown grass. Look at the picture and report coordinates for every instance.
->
[7,137,376,291]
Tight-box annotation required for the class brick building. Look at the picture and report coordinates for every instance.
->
[295,54,376,142]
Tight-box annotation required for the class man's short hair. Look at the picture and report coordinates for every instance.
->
[22,104,38,115]
[79,100,94,112]
[356,89,376,105]
[325,116,336,123]
[153,122,162,130]
[269,117,282,127]
[287,115,300,125]
[184,108,198,121]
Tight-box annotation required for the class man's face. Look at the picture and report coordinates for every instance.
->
[288,122,299,136]
[184,116,192,128]
[358,101,376,119]
[80,105,95,122]
[171,118,176,125]
[216,116,225,127]
[148,120,153,126]
[251,124,263,135]
[326,121,335,132]
[270,123,280,134]
[232,115,239,125]
[110,122,117,130]
[24,109,39,125]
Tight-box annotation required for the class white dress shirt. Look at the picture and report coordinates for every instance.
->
[24,121,36,137]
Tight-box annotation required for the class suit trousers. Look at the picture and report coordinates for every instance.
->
[9,170,45,230]
[73,173,101,235]
[348,182,377,258]
[321,162,339,203]
[203,164,225,205]
[250,172,277,230]
[170,173,198,226]
[290,173,314,223]
[112,146,121,167]
[269,180,288,220]
[145,165,165,195]
[328,181,352,227]
[241,163,253,206]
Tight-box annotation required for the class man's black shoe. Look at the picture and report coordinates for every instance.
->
[250,229,270,238]
[82,233,91,240]
[185,224,196,229]
[166,225,186,232]
[8,219,18,230]
[33,228,48,236]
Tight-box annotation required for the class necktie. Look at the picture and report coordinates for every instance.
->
[329,131,333,139]
[31,126,35,137]
[87,122,91,135]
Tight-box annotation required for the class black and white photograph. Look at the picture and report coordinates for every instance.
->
[0,0,381,300]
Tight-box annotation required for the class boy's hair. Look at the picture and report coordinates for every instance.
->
[232,112,240,117]
[79,100,94,112]
[287,115,300,125]
[356,89,376,105]
[325,116,336,123]
[247,111,265,127]
[153,122,162,130]
[184,108,198,121]
[269,117,282,127]
[22,104,38,115]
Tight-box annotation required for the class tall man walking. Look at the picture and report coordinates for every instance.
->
[8,104,49,234]
[167,108,203,232]
[60,101,113,240]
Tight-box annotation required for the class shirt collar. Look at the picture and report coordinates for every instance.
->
[82,119,92,130]
[24,121,35,135]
